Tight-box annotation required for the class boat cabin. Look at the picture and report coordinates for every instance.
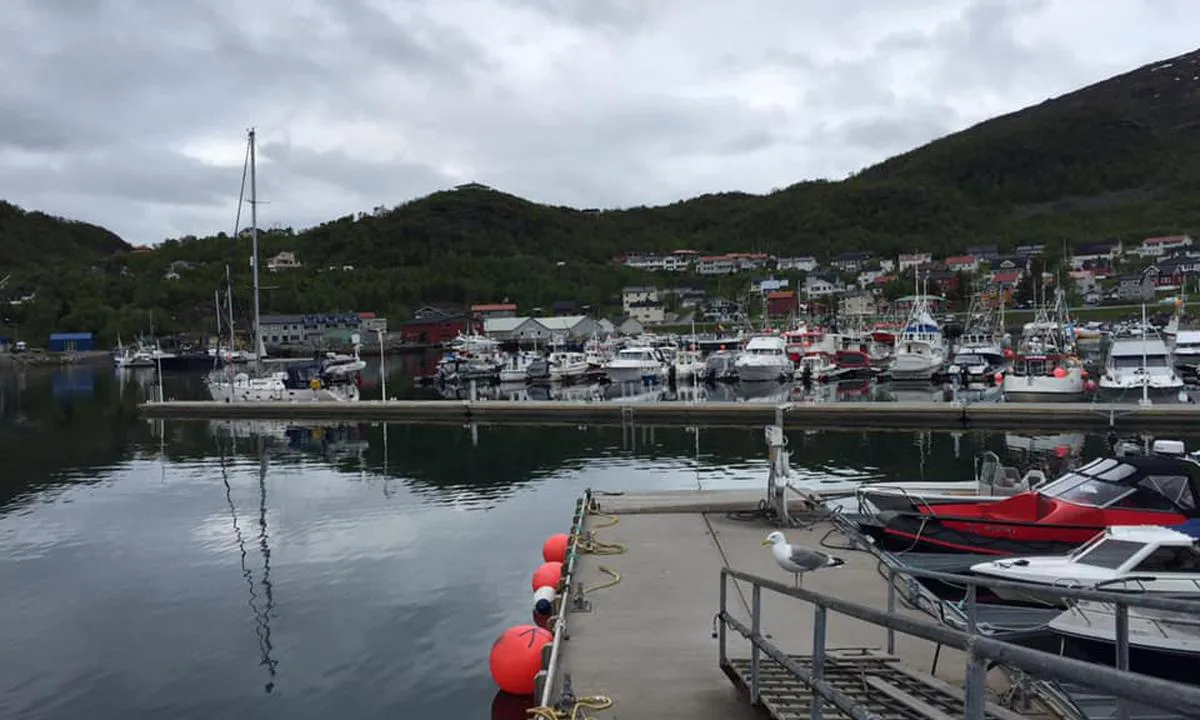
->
[1036,455,1200,514]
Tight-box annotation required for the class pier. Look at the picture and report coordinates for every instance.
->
[139,399,1199,432]
[540,489,1200,720]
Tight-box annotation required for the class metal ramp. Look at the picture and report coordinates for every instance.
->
[725,649,1026,720]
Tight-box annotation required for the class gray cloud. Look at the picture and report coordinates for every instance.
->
[0,0,1198,244]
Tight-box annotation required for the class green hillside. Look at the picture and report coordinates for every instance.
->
[3,47,1200,344]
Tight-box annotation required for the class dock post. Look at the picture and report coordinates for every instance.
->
[1115,602,1130,720]
[750,584,762,705]
[963,583,985,720]
[810,605,826,720]
[886,566,896,655]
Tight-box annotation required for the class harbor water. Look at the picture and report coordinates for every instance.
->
[1,362,1196,719]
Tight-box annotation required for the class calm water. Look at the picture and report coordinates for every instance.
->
[0,363,1184,719]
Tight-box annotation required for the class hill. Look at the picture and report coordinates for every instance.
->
[4,47,1200,343]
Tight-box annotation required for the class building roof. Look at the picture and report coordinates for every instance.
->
[992,270,1022,284]
[945,255,976,265]
[470,303,517,312]
[766,290,796,299]
[536,315,589,331]
[49,332,93,340]
[483,316,533,333]
[1145,234,1191,245]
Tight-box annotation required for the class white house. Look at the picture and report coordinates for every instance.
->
[1070,241,1123,269]
[945,255,979,273]
[695,255,737,275]
[777,256,818,272]
[263,251,301,271]
[1137,234,1194,258]
[856,269,885,288]
[753,277,790,293]
[898,253,932,271]
[626,300,665,325]
[622,286,659,314]
[803,275,840,298]
[534,315,601,340]
[878,259,896,272]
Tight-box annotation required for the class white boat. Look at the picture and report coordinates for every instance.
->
[603,346,666,384]
[1099,335,1184,398]
[1046,599,1200,682]
[1002,288,1085,401]
[948,347,1006,382]
[499,351,540,383]
[889,304,946,381]
[794,352,836,382]
[854,450,1043,515]
[971,525,1200,606]
[1173,329,1200,371]
[547,351,590,382]
[672,348,705,379]
[734,335,793,382]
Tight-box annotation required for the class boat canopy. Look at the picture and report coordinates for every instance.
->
[1038,456,1200,513]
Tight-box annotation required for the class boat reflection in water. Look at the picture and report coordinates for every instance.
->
[209,420,370,460]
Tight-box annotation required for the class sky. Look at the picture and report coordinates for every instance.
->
[1,0,1198,246]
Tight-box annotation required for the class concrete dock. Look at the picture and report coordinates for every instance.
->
[140,399,1198,431]
[555,490,1038,719]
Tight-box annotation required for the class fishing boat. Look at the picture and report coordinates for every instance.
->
[702,350,738,383]
[672,348,705,379]
[856,451,1200,556]
[1002,288,1085,401]
[498,351,540,383]
[889,291,946,381]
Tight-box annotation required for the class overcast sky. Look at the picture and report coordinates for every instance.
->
[1,0,1198,246]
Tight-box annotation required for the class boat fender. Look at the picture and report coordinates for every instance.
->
[533,586,556,616]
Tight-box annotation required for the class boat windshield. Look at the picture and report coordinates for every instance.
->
[1039,457,1195,511]
[617,350,653,361]
[1112,355,1169,368]
[1074,538,1146,569]
[749,347,783,355]
[954,354,984,365]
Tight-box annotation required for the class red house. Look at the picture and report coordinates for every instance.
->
[766,290,798,316]
[398,316,469,346]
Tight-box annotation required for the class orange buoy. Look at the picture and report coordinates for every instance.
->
[489,625,553,695]
[1081,369,1089,379]
[531,561,563,592]
[542,533,570,563]
[1052,366,1067,378]
[993,372,1003,385]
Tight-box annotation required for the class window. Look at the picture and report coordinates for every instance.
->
[1077,539,1146,569]
[1139,476,1195,510]
[1133,545,1200,573]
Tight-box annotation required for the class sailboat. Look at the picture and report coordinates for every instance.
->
[206,129,364,403]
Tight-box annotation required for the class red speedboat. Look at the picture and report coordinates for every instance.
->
[857,455,1200,556]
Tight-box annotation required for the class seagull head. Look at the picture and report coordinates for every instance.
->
[761,531,786,547]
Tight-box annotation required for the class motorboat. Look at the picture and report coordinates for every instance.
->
[672,348,705,380]
[948,347,1007,384]
[702,350,738,383]
[857,451,1200,556]
[855,451,1043,515]
[435,350,502,384]
[499,351,540,383]
[827,348,875,381]
[794,352,836,383]
[734,335,793,382]
[603,346,666,384]
[547,351,590,382]
[1045,600,1200,684]
[971,525,1200,606]
[1099,336,1184,399]
[208,354,364,402]
[1173,330,1200,375]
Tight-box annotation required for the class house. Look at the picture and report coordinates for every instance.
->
[471,303,518,320]
[927,270,959,295]
[966,245,999,261]
[897,253,931,271]
[803,274,840,298]
[668,287,708,308]
[412,305,464,321]
[702,298,745,324]
[986,270,1022,307]
[551,300,581,316]
[990,255,1026,272]
[627,300,665,325]
[1117,270,1155,301]
[1069,270,1099,297]
[944,255,979,273]
[1137,234,1194,258]
[622,286,659,313]
[1070,241,1123,269]
[878,259,895,273]
[622,250,697,272]
[869,274,895,295]
[622,253,667,271]
[47,332,93,352]
[399,315,470,346]
[856,269,885,288]
[534,315,601,340]
[1156,252,1200,281]
[663,250,698,271]
[483,316,539,342]
[753,276,789,294]
[776,256,818,272]
[357,311,388,336]
[839,291,876,317]
[695,255,737,275]
[766,290,798,316]
[264,251,301,271]
[831,251,873,272]
[1015,244,1044,258]
[260,312,364,349]
[610,316,644,336]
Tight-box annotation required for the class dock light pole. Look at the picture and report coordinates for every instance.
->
[376,328,387,401]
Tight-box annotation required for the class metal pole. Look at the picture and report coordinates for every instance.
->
[1115,602,1130,720]
[248,129,262,365]
[377,329,387,401]
[751,584,762,705]
[966,583,978,632]
[811,605,827,720]
[718,572,728,667]
[964,640,987,720]
[886,567,896,655]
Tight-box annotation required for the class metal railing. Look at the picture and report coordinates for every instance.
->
[534,489,591,707]
[718,566,1200,720]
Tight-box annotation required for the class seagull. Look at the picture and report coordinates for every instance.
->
[761,531,844,587]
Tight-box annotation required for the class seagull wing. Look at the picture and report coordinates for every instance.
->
[788,545,835,571]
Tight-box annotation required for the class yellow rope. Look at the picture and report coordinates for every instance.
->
[573,502,626,555]
[583,566,620,595]
[527,695,614,719]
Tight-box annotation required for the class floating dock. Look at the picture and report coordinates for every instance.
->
[539,489,1200,720]
[140,399,1198,431]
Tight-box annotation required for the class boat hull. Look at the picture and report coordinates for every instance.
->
[605,366,661,384]
[889,354,942,381]
[736,363,791,382]
[207,382,359,403]
[1002,373,1085,401]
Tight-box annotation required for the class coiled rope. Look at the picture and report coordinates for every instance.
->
[527,694,614,719]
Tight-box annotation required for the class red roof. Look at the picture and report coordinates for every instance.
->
[1144,235,1189,245]
[992,270,1022,284]
[945,255,976,265]
[766,290,796,300]
[471,303,517,312]
[358,311,377,319]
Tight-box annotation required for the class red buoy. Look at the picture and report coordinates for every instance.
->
[542,533,570,563]
[531,561,563,592]
[489,625,553,695]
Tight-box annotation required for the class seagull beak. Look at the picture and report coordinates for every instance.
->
[760,539,772,546]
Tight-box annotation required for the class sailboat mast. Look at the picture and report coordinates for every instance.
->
[249,129,262,364]
[225,264,236,353]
